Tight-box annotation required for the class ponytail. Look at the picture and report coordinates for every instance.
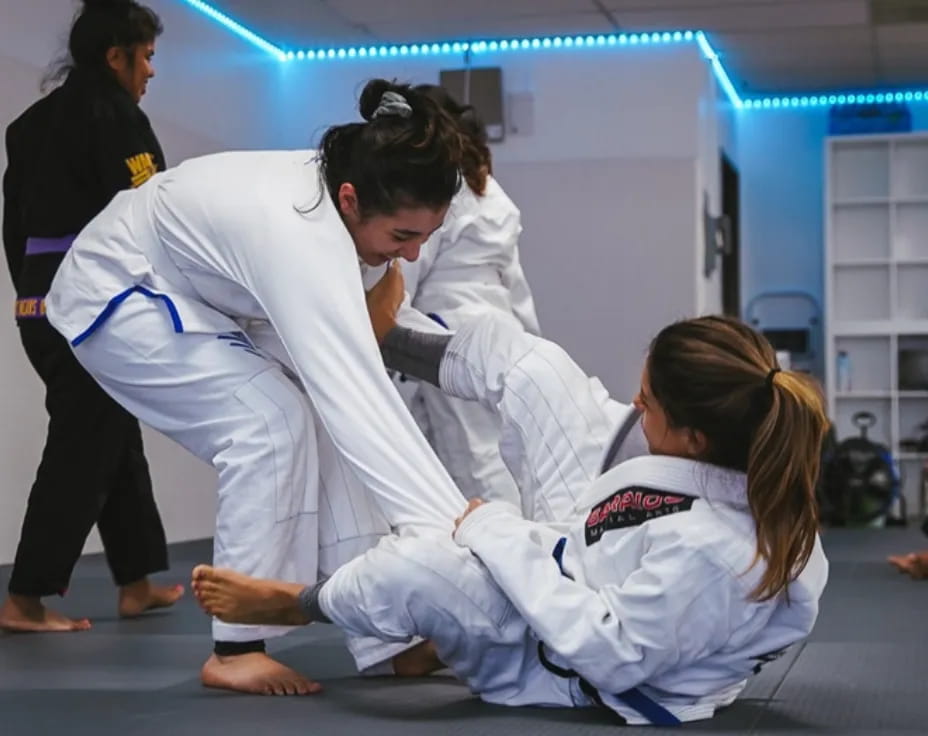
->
[413,84,491,196]
[746,370,826,600]
[647,315,828,601]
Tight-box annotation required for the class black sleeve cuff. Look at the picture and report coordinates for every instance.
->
[297,579,332,624]
[380,326,452,387]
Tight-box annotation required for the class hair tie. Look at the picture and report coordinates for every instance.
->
[372,91,413,120]
[765,367,781,390]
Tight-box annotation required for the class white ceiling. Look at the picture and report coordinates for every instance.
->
[204,0,928,95]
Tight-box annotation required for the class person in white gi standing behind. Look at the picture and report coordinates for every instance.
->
[395,84,540,510]
[44,79,469,695]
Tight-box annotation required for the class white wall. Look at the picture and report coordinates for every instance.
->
[0,0,724,562]
[502,157,698,395]
[254,43,722,398]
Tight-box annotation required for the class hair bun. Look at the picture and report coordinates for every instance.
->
[359,79,415,122]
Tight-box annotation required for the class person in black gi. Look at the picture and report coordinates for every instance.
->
[1,0,183,632]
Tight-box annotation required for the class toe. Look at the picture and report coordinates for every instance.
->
[192,565,213,581]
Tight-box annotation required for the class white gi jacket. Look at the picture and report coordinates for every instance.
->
[316,312,828,718]
[454,453,829,723]
[402,175,539,334]
[46,150,467,534]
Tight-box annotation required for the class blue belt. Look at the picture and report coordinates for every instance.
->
[541,537,682,727]
[537,640,681,726]
[25,235,76,256]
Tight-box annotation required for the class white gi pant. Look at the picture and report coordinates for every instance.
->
[71,293,408,667]
[318,317,627,704]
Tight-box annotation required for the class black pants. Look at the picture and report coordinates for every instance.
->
[8,318,169,597]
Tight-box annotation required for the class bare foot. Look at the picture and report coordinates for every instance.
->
[888,551,928,579]
[0,594,92,633]
[118,578,185,618]
[192,565,309,626]
[392,640,445,677]
[201,652,321,695]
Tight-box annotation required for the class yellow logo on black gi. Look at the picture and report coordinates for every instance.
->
[15,297,46,318]
[126,152,157,188]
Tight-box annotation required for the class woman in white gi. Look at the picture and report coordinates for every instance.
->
[192,271,830,724]
[394,84,540,511]
[44,80,470,696]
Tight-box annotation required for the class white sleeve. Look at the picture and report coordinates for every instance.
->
[439,315,623,520]
[455,502,731,694]
[500,246,541,335]
[241,217,466,533]
[411,210,518,324]
[395,296,450,335]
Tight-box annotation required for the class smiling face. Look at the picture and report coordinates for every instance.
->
[632,362,707,459]
[337,182,448,266]
[107,40,155,103]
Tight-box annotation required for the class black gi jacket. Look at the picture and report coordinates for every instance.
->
[3,67,165,308]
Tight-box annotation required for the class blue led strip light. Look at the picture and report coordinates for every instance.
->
[179,0,286,60]
[178,0,928,112]
[695,32,742,109]
[744,89,928,109]
[279,30,697,65]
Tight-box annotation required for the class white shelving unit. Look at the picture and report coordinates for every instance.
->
[826,133,928,518]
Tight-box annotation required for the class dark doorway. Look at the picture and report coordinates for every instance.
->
[720,153,740,317]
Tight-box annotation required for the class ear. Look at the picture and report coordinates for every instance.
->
[337,182,359,221]
[105,46,127,74]
[685,428,708,459]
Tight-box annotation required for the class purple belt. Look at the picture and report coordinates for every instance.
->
[25,235,77,256]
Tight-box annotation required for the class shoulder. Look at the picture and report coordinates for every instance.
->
[52,72,140,130]
[443,175,520,240]
[481,176,519,215]
[649,505,760,591]
[472,175,520,232]
[6,89,59,140]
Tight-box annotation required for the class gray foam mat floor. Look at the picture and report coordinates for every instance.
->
[2,527,927,735]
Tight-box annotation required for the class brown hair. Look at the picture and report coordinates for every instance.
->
[317,79,464,218]
[647,315,827,601]
[413,84,491,196]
